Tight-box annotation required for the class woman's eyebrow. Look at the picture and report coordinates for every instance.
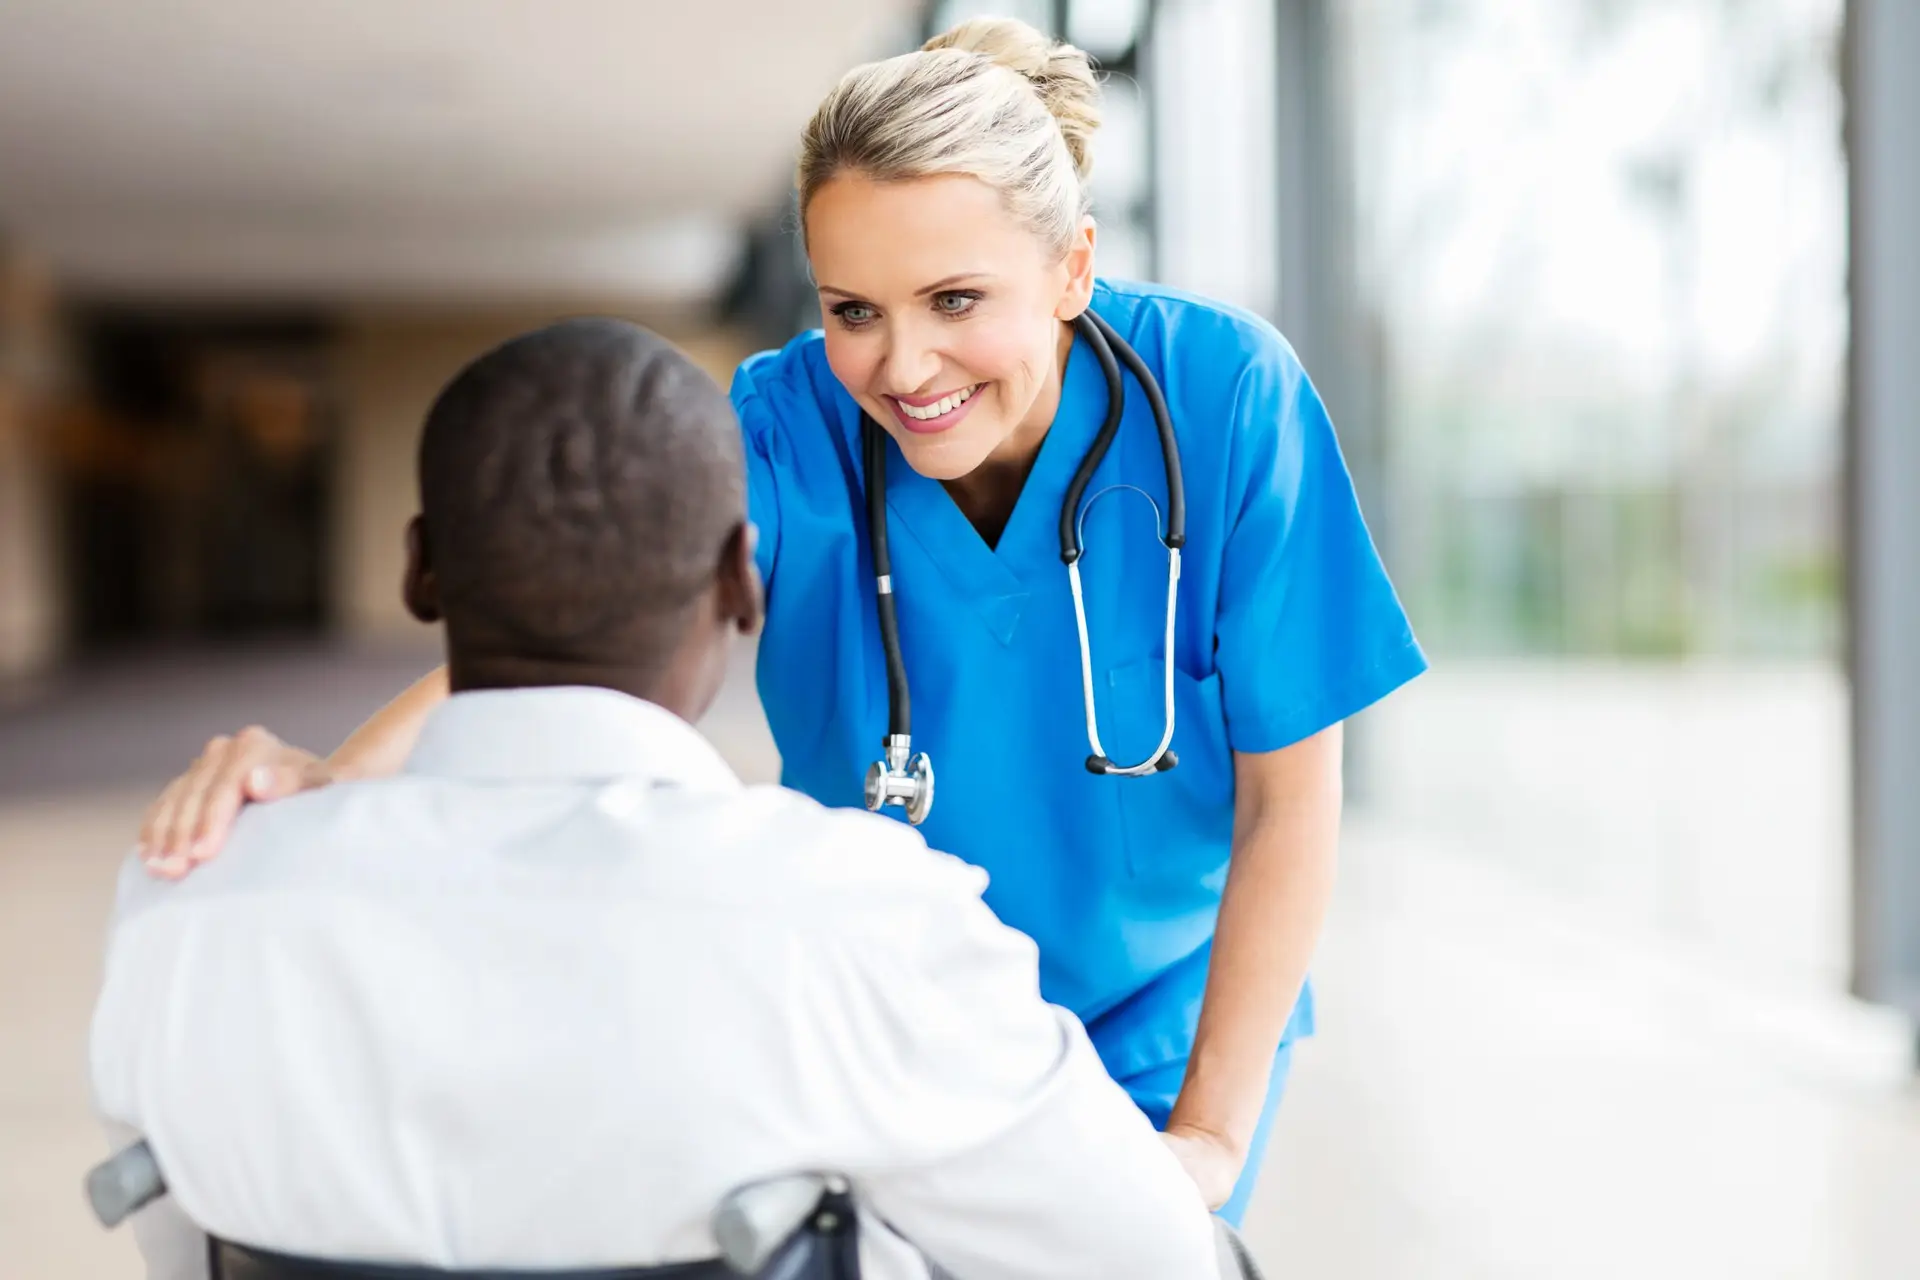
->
[815,273,993,301]
[913,273,992,296]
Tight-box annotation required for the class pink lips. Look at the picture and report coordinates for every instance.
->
[886,384,984,435]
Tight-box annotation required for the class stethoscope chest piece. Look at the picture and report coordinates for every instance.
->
[865,734,935,825]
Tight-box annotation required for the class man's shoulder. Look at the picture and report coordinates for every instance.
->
[108,775,995,944]
[672,784,992,916]
[107,777,446,923]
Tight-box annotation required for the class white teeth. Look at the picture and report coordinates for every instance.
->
[899,384,977,421]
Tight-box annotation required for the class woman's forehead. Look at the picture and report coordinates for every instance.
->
[805,173,1045,292]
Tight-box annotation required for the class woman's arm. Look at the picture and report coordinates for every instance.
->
[329,666,450,777]
[1161,723,1344,1207]
[139,666,451,876]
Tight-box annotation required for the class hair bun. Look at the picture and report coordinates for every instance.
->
[923,17,1102,182]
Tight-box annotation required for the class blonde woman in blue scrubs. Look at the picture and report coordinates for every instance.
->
[136,17,1425,1226]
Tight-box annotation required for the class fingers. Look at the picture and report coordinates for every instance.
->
[181,763,245,867]
[242,756,329,802]
[138,771,195,878]
[166,734,231,867]
[186,726,284,864]
[141,726,285,877]
[155,732,233,868]
[241,762,285,802]
[143,732,234,878]
[138,771,187,859]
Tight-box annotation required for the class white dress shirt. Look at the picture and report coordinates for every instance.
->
[90,687,1219,1279]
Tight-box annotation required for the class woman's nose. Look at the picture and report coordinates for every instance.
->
[880,331,943,395]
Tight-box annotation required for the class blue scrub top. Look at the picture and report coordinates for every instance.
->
[730,278,1426,1083]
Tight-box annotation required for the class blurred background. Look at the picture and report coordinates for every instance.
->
[4,0,1918,1276]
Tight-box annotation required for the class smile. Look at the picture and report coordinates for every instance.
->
[888,384,984,434]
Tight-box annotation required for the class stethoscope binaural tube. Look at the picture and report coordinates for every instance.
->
[1061,310,1185,777]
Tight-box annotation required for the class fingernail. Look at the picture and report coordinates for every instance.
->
[155,856,188,878]
[189,838,214,862]
[249,767,272,793]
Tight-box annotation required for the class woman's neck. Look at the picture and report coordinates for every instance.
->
[943,320,1076,548]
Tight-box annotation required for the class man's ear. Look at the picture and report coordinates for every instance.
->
[718,520,766,638]
[402,516,442,624]
[1054,217,1098,321]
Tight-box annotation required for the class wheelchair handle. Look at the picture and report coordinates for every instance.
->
[711,1172,845,1274]
[86,1140,166,1228]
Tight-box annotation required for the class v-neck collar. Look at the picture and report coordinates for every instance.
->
[859,317,1119,647]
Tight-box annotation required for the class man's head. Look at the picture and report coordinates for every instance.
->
[404,318,761,722]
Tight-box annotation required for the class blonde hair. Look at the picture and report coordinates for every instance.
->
[797,17,1103,257]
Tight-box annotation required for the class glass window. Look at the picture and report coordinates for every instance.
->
[930,0,1054,38]
[1349,0,1847,663]
[1069,0,1148,62]
[1096,220,1148,283]
[1090,74,1149,215]
[1344,0,1851,991]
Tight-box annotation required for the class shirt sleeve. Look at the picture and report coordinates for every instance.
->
[729,357,785,590]
[1213,335,1428,753]
[849,874,1219,1279]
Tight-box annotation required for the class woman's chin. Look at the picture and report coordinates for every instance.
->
[893,430,996,482]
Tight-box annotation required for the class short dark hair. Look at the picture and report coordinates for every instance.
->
[417,318,745,657]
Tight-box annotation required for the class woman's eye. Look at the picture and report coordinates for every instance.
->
[934,291,981,316]
[831,302,877,327]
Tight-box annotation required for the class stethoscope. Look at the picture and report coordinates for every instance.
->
[862,308,1187,825]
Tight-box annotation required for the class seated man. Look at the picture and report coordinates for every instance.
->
[88,319,1222,1280]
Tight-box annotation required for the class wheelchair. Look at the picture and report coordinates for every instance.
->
[87,1138,1264,1279]
[88,1140,868,1279]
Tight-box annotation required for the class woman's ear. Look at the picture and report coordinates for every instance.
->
[401,516,442,624]
[1055,218,1099,320]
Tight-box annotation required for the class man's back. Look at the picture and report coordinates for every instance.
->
[92,688,1217,1279]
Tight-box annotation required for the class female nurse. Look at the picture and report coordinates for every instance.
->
[134,17,1425,1226]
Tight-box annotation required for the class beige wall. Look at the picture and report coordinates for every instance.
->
[331,309,757,638]
[0,253,65,682]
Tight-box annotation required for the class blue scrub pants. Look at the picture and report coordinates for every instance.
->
[1121,1042,1293,1229]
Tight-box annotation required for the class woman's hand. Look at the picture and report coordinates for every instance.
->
[1161,1123,1245,1212]
[138,727,336,879]
[135,668,449,878]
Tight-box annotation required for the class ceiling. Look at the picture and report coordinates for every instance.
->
[0,0,919,303]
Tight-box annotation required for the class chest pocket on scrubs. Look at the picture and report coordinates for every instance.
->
[1104,658,1237,883]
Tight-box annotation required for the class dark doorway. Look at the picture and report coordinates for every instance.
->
[56,310,337,649]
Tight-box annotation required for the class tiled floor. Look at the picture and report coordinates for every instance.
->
[1245,829,1920,1280]
[4,646,1918,1278]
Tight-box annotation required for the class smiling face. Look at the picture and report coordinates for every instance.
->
[804,171,1095,481]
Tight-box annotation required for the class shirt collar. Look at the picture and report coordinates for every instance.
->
[403,686,740,792]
